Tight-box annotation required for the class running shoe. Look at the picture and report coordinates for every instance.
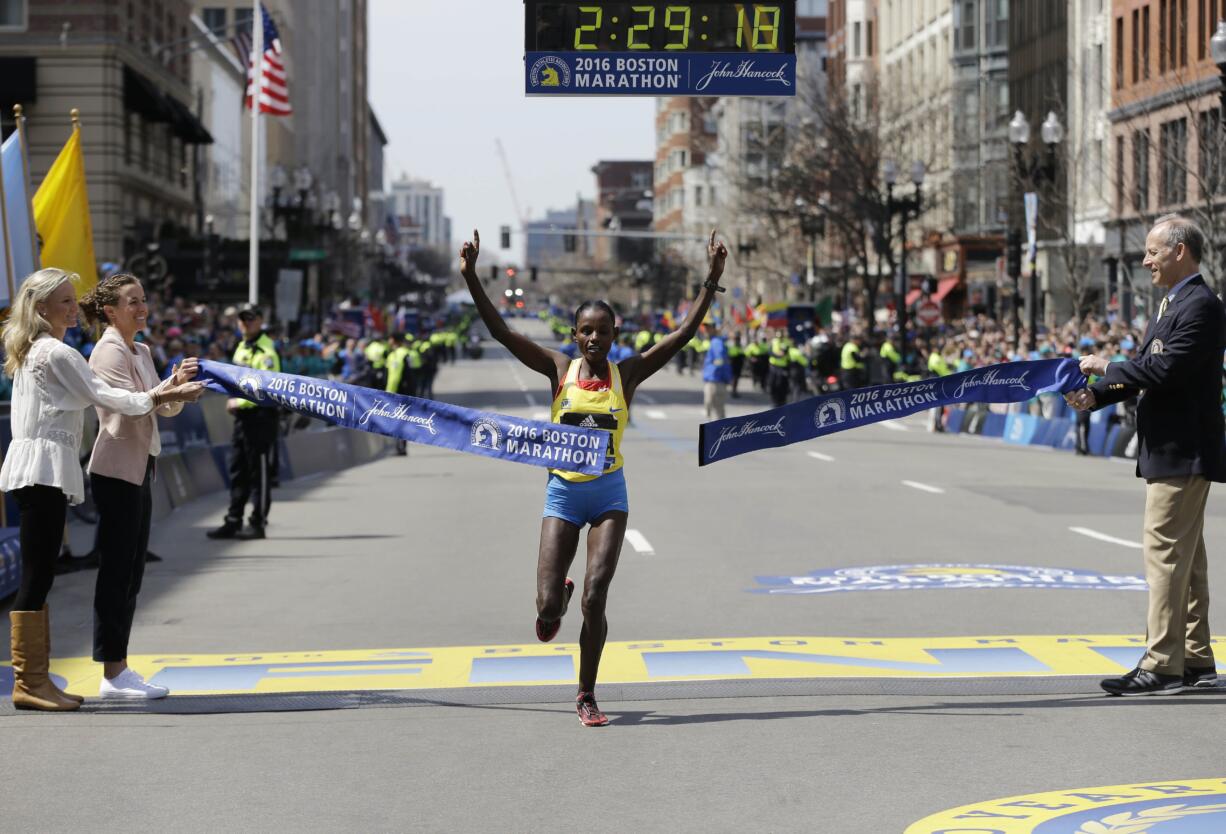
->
[576,691,609,727]
[535,577,574,643]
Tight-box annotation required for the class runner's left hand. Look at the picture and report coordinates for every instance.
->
[708,230,728,282]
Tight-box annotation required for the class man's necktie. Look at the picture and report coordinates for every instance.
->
[1157,295,1170,321]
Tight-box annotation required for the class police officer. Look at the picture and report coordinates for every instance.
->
[208,305,281,540]
[364,334,389,390]
[386,333,414,456]
[840,331,866,390]
[768,329,791,407]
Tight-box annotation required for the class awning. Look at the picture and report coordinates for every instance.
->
[0,57,36,111]
[123,66,172,122]
[162,94,213,144]
[905,288,922,306]
[931,276,961,303]
[123,66,212,144]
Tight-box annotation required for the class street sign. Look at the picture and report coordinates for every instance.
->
[524,1,797,97]
[915,299,941,327]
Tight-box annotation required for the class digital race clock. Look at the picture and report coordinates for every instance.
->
[524,1,797,97]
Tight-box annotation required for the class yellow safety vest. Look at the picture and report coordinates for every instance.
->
[232,333,280,410]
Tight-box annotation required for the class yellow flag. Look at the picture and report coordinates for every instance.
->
[32,126,97,294]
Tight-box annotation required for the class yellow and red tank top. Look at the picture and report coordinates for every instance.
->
[549,359,628,482]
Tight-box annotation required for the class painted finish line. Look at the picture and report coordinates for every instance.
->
[8,636,1223,697]
[906,778,1226,834]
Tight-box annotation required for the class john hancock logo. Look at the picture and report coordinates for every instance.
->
[530,55,570,88]
[470,417,503,451]
[707,416,786,459]
[238,374,264,403]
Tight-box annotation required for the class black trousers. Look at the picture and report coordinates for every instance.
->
[91,458,153,662]
[11,485,67,612]
[226,409,278,528]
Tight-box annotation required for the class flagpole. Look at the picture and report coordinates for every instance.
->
[247,0,263,307]
[14,104,38,271]
[0,120,14,305]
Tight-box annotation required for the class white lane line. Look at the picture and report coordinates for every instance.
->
[1069,526,1143,549]
[879,420,910,432]
[807,451,835,462]
[645,409,668,420]
[524,393,537,407]
[639,393,659,405]
[625,529,655,555]
[901,480,945,494]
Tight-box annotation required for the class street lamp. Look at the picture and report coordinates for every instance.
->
[1009,110,1063,353]
[884,158,925,366]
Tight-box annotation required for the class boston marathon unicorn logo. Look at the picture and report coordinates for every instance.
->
[529,56,570,88]
[470,418,503,451]
[237,374,265,403]
[814,399,846,429]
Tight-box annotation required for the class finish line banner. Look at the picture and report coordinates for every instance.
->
[199,360,609,476]
[699,359,1086,466]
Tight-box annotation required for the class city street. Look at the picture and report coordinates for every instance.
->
[3,321,1224,832]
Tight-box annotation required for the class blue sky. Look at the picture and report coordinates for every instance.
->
[369,0,656,266]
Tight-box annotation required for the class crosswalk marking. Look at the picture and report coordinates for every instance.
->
[901,480,945,494]
[626,529,655,555]
[807,451,835,462]
[1069,527,1143,549]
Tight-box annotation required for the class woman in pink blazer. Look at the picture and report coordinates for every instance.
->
[80,274,198,700]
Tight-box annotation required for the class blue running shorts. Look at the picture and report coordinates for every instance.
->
[542,468,629,527]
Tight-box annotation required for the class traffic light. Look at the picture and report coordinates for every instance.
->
[505,267,517,279]
[564,233,576,253]
[500,225,511,249]
[1006,229,1022,277]
[530,266,538,283]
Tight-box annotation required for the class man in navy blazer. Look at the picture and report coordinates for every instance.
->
[1068,213,1226,696]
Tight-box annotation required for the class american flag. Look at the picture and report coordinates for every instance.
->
[242,4,292,116]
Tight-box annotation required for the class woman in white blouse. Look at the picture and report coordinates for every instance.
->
[0,268,204,711]
[80,274,199,700]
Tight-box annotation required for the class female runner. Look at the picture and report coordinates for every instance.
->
[461,229,727,726]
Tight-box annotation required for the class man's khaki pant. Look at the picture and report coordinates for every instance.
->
[704,382,728,420]
[1140,474,1214,674]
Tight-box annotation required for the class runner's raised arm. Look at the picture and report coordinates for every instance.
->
[620,230,728,394]
[460,229,567,383]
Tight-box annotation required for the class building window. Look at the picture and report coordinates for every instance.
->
[853,21,861,57]
[1133,128,1150,212]
[0,0,26,29]
[202,7,226,35]
[1131,10,1139,84]
[1143,6,1151,79]
[1116,136,1126,214]
[1180,0,1188,67]
[1199,108,1222,197]
[1116,16,1124,89]
[867,19,873,55]
[234,7,253,37]
[1160,118,1187,205]
[960,1,975,49]
[1160,0,1168,73]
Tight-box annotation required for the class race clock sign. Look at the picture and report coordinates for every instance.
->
[525,1,797,97]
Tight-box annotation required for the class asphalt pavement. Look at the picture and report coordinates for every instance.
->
[3,318,1225,833]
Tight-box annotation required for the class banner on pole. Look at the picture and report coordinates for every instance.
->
[200,360,610,475]
[698,359,1086,466]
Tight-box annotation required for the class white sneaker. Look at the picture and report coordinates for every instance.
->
[99,668,170,700]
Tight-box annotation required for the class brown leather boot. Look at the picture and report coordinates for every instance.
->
[10,611,80,711]
[39,606,83,704]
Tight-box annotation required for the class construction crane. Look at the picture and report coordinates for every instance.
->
[494,137,528,234]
